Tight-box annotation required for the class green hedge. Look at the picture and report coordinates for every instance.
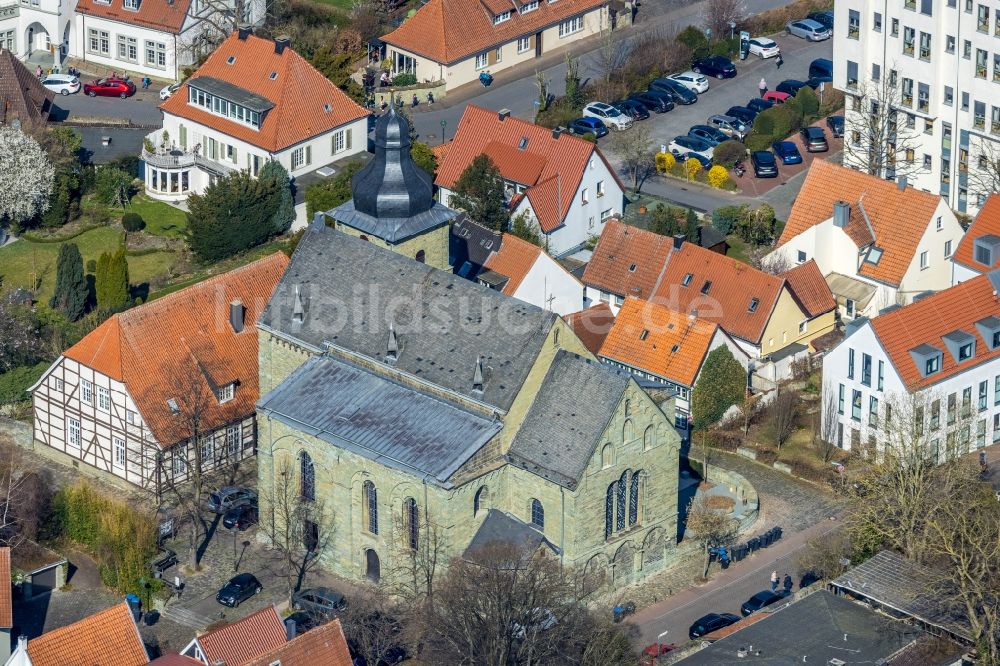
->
[0,362,49,405]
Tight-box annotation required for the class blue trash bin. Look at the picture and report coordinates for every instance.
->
[760,531,772,548]
[772,526,783,542]
[613,606,623,623]
[125,593,141,622]
[747,536,760,551]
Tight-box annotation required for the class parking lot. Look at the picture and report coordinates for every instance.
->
[48,84,164,126]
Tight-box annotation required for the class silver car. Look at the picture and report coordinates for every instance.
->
[706,114,749,141]
[786,18,831,41]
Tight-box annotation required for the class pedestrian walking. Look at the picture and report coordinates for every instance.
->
[759,78,768,97]
[783,574,793,593]
[770,570,779,591]
[776,52,784,69]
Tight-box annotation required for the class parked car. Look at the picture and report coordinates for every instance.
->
[159,83,181,100]
[775,79,808,97]
[649,78,698,104]
[641,643,678,665]
[688,612,741,639]
[806,76,832,89]
[685,152,713,169]
[613,98,650,121]
[763,90,792,104]
[513,608,558,639]
[741,590,787,616]
[706,114,749,140]
[150,547,178,575]
[691,55,737,79]
[216,573,262,607]
[669,71,709,93]
[568,117,608,138]
[771,140,803,164]
[807,10,834,30]
[750,150,779,178]
[688,124,729,146]
[746,98,774,113]
[748,37,781,59]
[827,114,845,137]
[41,73,80,96]
[629,90,674,113]
[83,78,136,98]
[207,486,257,514]
[668,135,714,161]
[725,105,757,125]
[800,126,829,152]
[808,58,833,80]
[222,503,258,530]
[786,18,831,41]
[292,587,347,618]
[285,611,322,636]
[583,101,633,130]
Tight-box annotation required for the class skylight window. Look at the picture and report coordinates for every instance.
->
[748,298,759,312]
[323,103,332,112]
[628,263,637,272]
[518,137,529,150]
[226,55,236,64]
[865,246,883,264]
[639,330,649,341]
[671,344,679,353]
[269,71,278,80]
[701,280,712,295]
[682,273,693,287]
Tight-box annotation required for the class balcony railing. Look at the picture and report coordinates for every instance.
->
[142,147,235,174]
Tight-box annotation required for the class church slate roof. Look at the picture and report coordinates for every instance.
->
[464,509,557,559]
[257,223,557,412]
[507,350,631,489]
[257,354,502,484]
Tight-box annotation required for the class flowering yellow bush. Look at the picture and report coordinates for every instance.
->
[655,151,675,173]
[685,158,702,180]
[707,165,730,189]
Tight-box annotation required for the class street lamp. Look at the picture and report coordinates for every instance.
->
[729,21,736,40]
[232,527,239,572]
[440,119,448,145]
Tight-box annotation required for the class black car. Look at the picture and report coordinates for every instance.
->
[688,612,741,639]
[649,78,698,104]
[746,98,774,113]
[207,486,257,514]
[807,10,834,30]
[285,611,322,636]
[688,124,729,146]
[292,586,347,619]
[222,503,258,530]
[809,57,833,79]
[775,79,808,97]
[613,98,650,120]
[751,150,779,178]
[691,55,737,79]
[741,590,787,616]
[800,126,829,152]
[725,106,757,125]
[826,114,844,137]
[629,90,674,113]
[217,573,262,607]
[806,76,832,89]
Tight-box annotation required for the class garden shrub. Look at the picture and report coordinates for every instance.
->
[752,110,776,136]
[655,152,676,173]
[707,165,730,188]
[745,132,774,153]
[121,213,145,232]
[685,158,703,180]
[677,25,708,52]
[391,72,417,86]
[796,86,820,119]
[712,204,746,234]
[713,140,746,168]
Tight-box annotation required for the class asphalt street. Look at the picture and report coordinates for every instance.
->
[49,87,164,126]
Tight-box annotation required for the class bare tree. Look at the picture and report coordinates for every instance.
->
[795,530,853,583]
[842,69,924,180]
[387,506,447,602]
[593,27,631,84]
[257,456,332,603]
[685,494,738,578]
[534,70,550,113]
[0,436,51,548]
[342,585,408,666]
[610,124,654,193]
[769,388,799,451]
[749,246,790,274]
[967,136,1000,207]
[702,0,746,41]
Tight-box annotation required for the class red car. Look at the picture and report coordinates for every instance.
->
[84,78,136,99]
[641,643,677,665]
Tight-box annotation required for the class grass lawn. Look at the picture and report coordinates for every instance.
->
[128,196,188,238]
[127,251,180,291]
[726,234,750,263]
[309,0,354,9]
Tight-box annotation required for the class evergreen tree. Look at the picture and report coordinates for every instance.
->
[259,161,295,235]
[648,204,679,237]
[410,142,438,179]
[691,346,747,430]
[305,161,364,217]
[49,243,87,321]
[94,251,111,307]
[187,171,281,261]
[100,246,129,310]
[449,154,509,232]
[509,212,542,246]
[685,208,699,242]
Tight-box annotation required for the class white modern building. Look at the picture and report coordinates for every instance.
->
[768,160,964,320]
[821,269,1000,459]
[435,105,626,257]
[833,0,1000,214]
[144,29,368,208]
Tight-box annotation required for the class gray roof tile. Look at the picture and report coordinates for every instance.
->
[463,509,556,558]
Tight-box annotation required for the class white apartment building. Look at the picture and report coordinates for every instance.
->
[833,0,1000,214]
[822,269,1000,460]
[144,29,368,208]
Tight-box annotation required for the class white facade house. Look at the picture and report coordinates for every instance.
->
[143,29,368,208]
[821,270,1000,460]
[768,160,964,320]
[833,0,1000,214]
[478,232,583,314]
[435,105,626,258]
[0,0,73,69]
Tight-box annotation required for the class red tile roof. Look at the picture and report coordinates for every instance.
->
[870,273,1000,390]
[0,548,10,629]
[581,219,674,299]
[62,253,289,447]
[598,297,722,387]
[652,242,786,345]
[382,0,607,65]
[27,602,148,666]
[197,605,287,666]
[953,194,1000,272]
[160,32,368,153]
[436,105,622,233]
[483,233,543,295]
[777,161,943,287]
[564,303,615,355]
[146,655,202,665]
[781,260,836,317]
[76,0,192,33]
[244,619,353,666]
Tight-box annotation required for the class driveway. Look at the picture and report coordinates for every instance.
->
[49,89,163,126]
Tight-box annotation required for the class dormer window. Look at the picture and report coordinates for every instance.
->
[682,273,693,286]
[521,0,538,10]
[493,10,511,24]
[701,280,712,295]
[974,235,1000,266]
[748,298,759,312]
[976,316,1000,349]
[925,355,940,374]
[909,343,942,377]
[960,342,974,360]
[217,383,235,403]
[123,0,139,10]
[943,330,976,363]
